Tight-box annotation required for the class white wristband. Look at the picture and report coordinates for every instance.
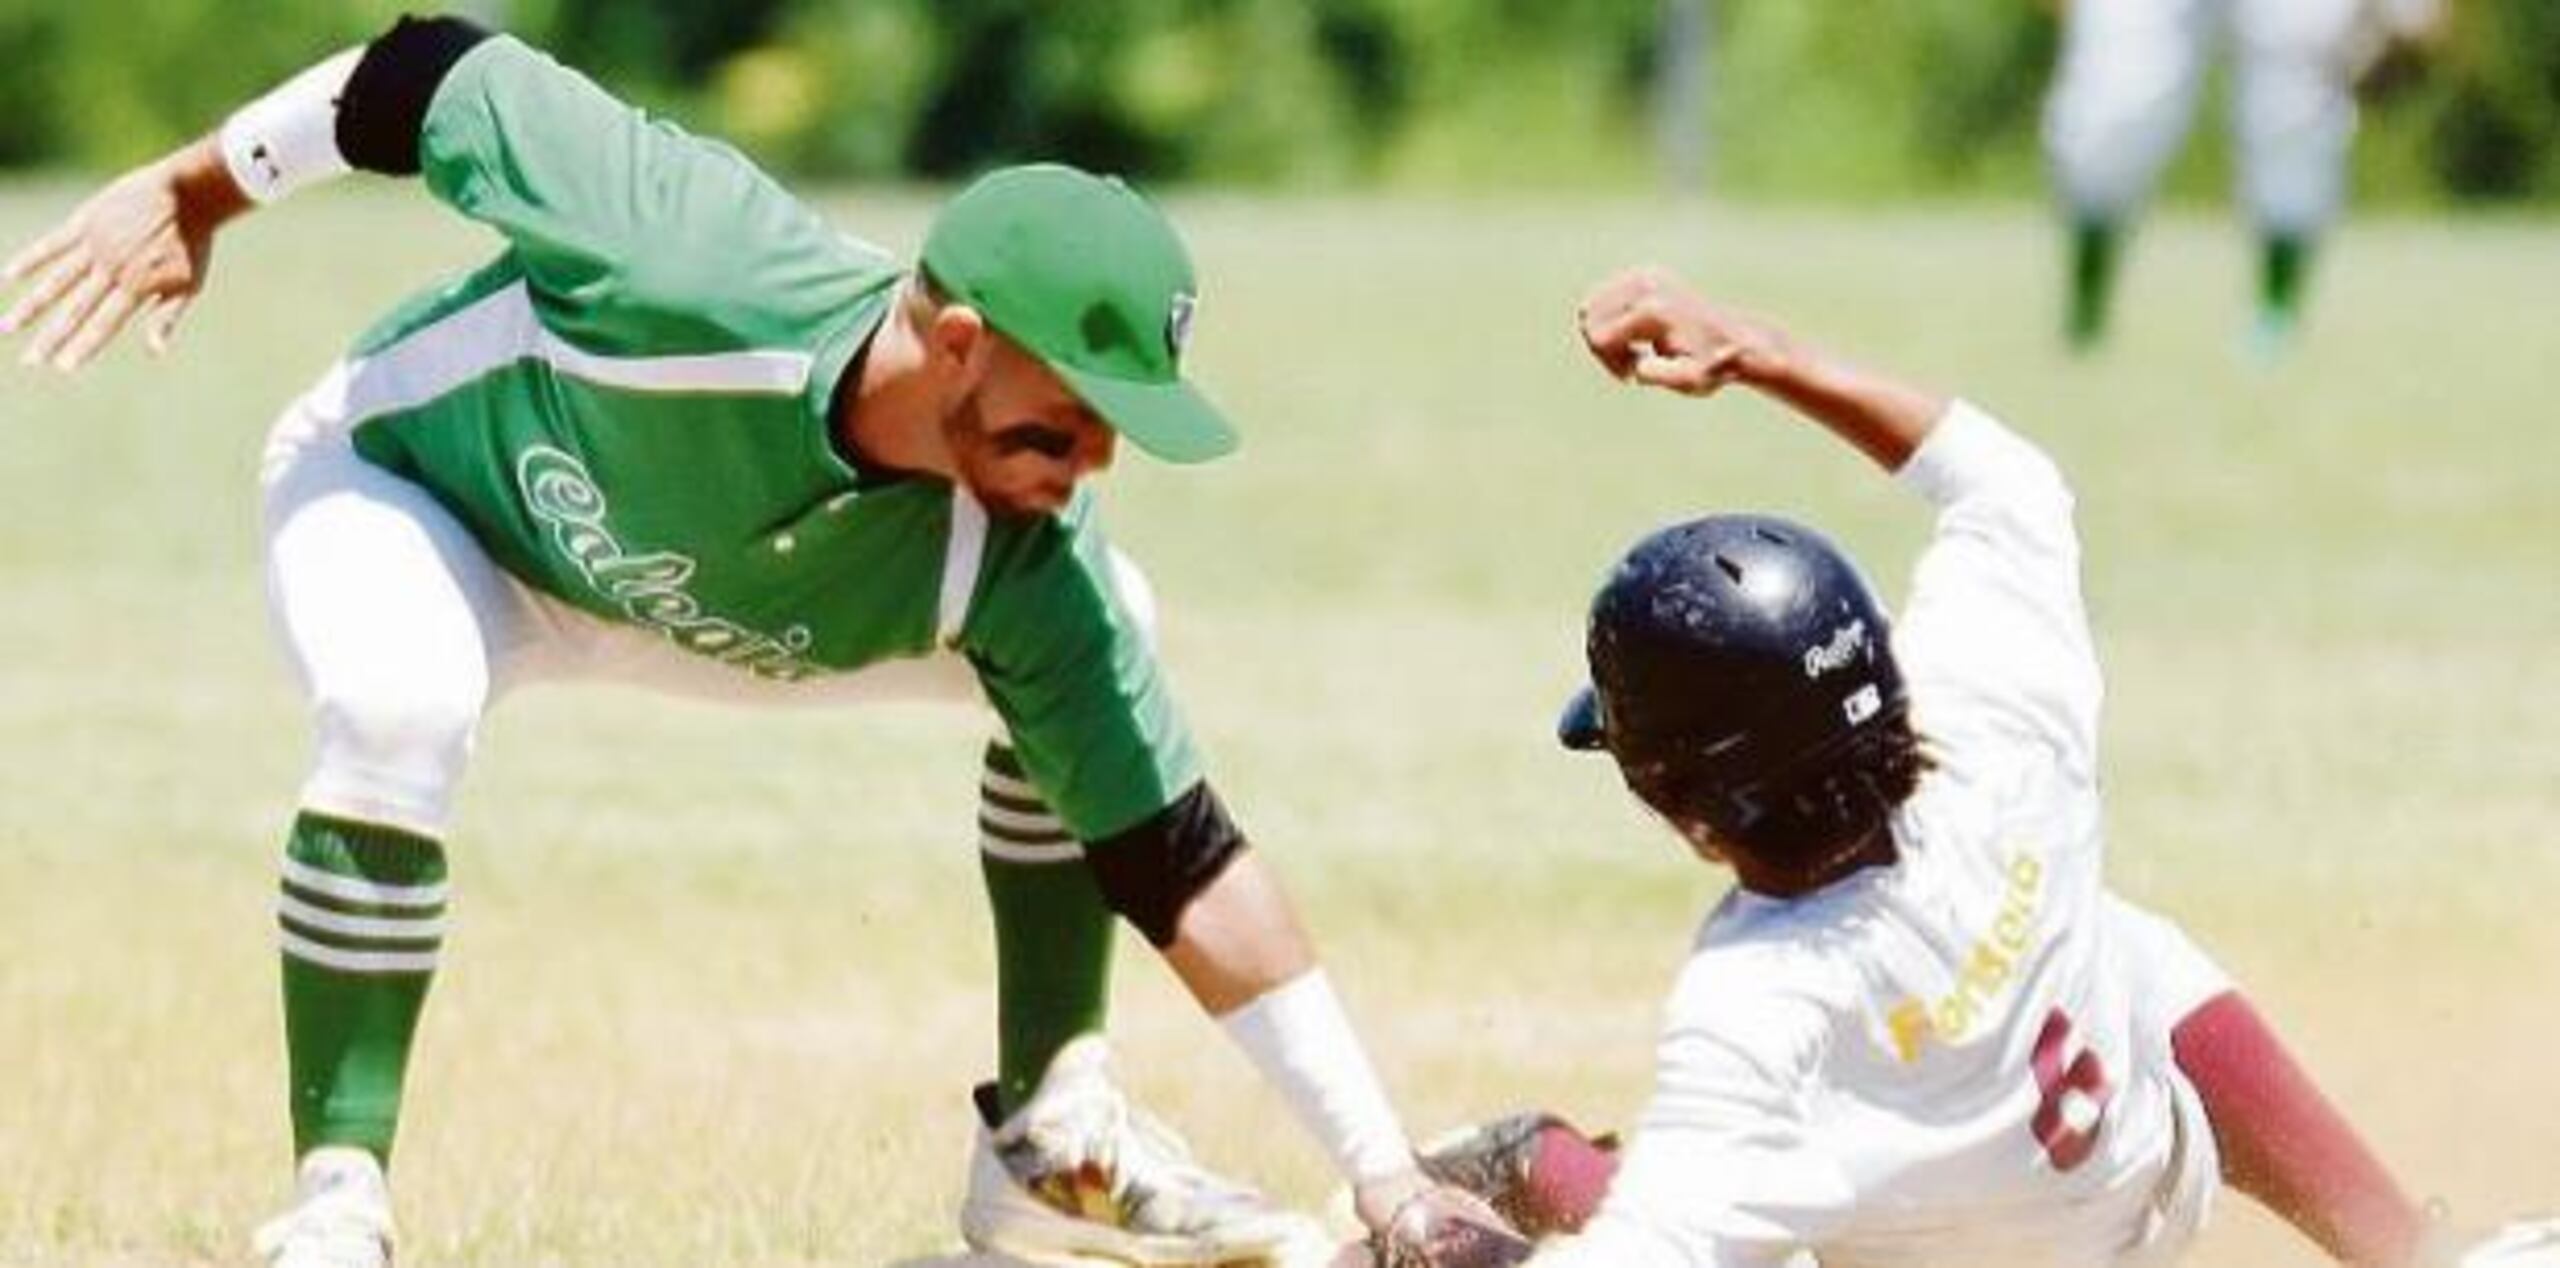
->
[1219,969,1415,1185]
[218,47,362,204]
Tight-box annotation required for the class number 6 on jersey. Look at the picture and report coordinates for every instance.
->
[2031,1008,2113,1171]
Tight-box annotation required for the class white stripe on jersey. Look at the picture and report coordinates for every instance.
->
[315,281,813,427]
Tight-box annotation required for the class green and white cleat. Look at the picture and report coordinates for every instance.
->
[253,1147,396,1268]
[961,1036,1317,1266]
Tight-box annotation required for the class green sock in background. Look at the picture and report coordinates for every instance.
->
[977,742,1115,1118]
[278,813,447,1165]
[2260,231,2315,330]
[2068,217,2122,351]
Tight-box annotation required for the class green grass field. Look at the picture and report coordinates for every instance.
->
[0,183,2552,1266]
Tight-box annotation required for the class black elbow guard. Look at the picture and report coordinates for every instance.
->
[337,14,494,175]
[1085,782,1250,948]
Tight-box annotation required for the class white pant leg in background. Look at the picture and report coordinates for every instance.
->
[2233,0,2364,235]
[2044,0,2221,220]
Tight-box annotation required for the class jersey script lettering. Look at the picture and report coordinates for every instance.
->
[517,445,823,681]
[1887,849,2046,1062]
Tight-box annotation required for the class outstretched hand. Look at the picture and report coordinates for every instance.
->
[2,138,244,372]
[1576,267,1796,399]
[1351,1182,1533,1268]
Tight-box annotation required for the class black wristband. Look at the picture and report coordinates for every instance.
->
[336,14,493,175]
[1085,781,1250,948]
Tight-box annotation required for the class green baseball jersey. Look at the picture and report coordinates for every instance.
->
[336,37,1197,840]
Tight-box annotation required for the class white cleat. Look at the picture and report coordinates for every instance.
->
[960,1036,1318,1266]
[252,1147,396,1268]
[2464,1219,2560,1267]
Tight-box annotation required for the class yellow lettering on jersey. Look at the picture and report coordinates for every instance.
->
[1889,849,2046,1063]
[1889,1000,1933,1064]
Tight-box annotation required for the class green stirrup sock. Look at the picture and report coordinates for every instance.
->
[278,812,448,1164]
[977,742,1115,1118]
[2260,231,2314,330]
[2068,217,2122,350]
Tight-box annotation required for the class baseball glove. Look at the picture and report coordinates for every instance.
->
[1361,1185,1533,1268]
[1417,1112,1619,1238]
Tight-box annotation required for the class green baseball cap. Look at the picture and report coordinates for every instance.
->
[920,163,1237,464]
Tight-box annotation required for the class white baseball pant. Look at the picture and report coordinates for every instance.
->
[2043,0,2370,234]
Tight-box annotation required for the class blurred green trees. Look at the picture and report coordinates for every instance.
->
[3,0,2553,202]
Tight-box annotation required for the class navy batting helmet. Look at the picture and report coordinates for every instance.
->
[1561,514,1917,865]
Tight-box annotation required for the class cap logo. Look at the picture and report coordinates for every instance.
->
[1165,290,1198,362]
[1843,682,1883,725]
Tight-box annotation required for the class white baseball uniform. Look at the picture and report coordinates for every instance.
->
[1531,402,2233,1267]
[2042,0,2434,234]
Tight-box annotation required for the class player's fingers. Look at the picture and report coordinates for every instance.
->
[1575,287,1646,358]
[50,286,141,371]
[1581,333,1642,380]
[1699,341,1751,390]
[1630,348,1722,396]
[22,268,111,368]
[131,295,164,351]
[1577,266,1678,328]
[1580,302,1675,366]
[143,294,193,357]
[0,250,89,336]
[2,221,78,284]
[1581,330,1639,380]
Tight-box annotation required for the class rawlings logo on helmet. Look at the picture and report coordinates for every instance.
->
[1802,618,1870,679]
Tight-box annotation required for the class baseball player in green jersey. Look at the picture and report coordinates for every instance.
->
[0,15,1517,1268]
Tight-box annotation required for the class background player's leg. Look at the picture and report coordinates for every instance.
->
[2067,217,2125,351]
[2257,232,2315,345]
[2041,0,2215,348]
[2173,992,2425,1265]
[977,739,1115,1114]
[2234,0,2362,351]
